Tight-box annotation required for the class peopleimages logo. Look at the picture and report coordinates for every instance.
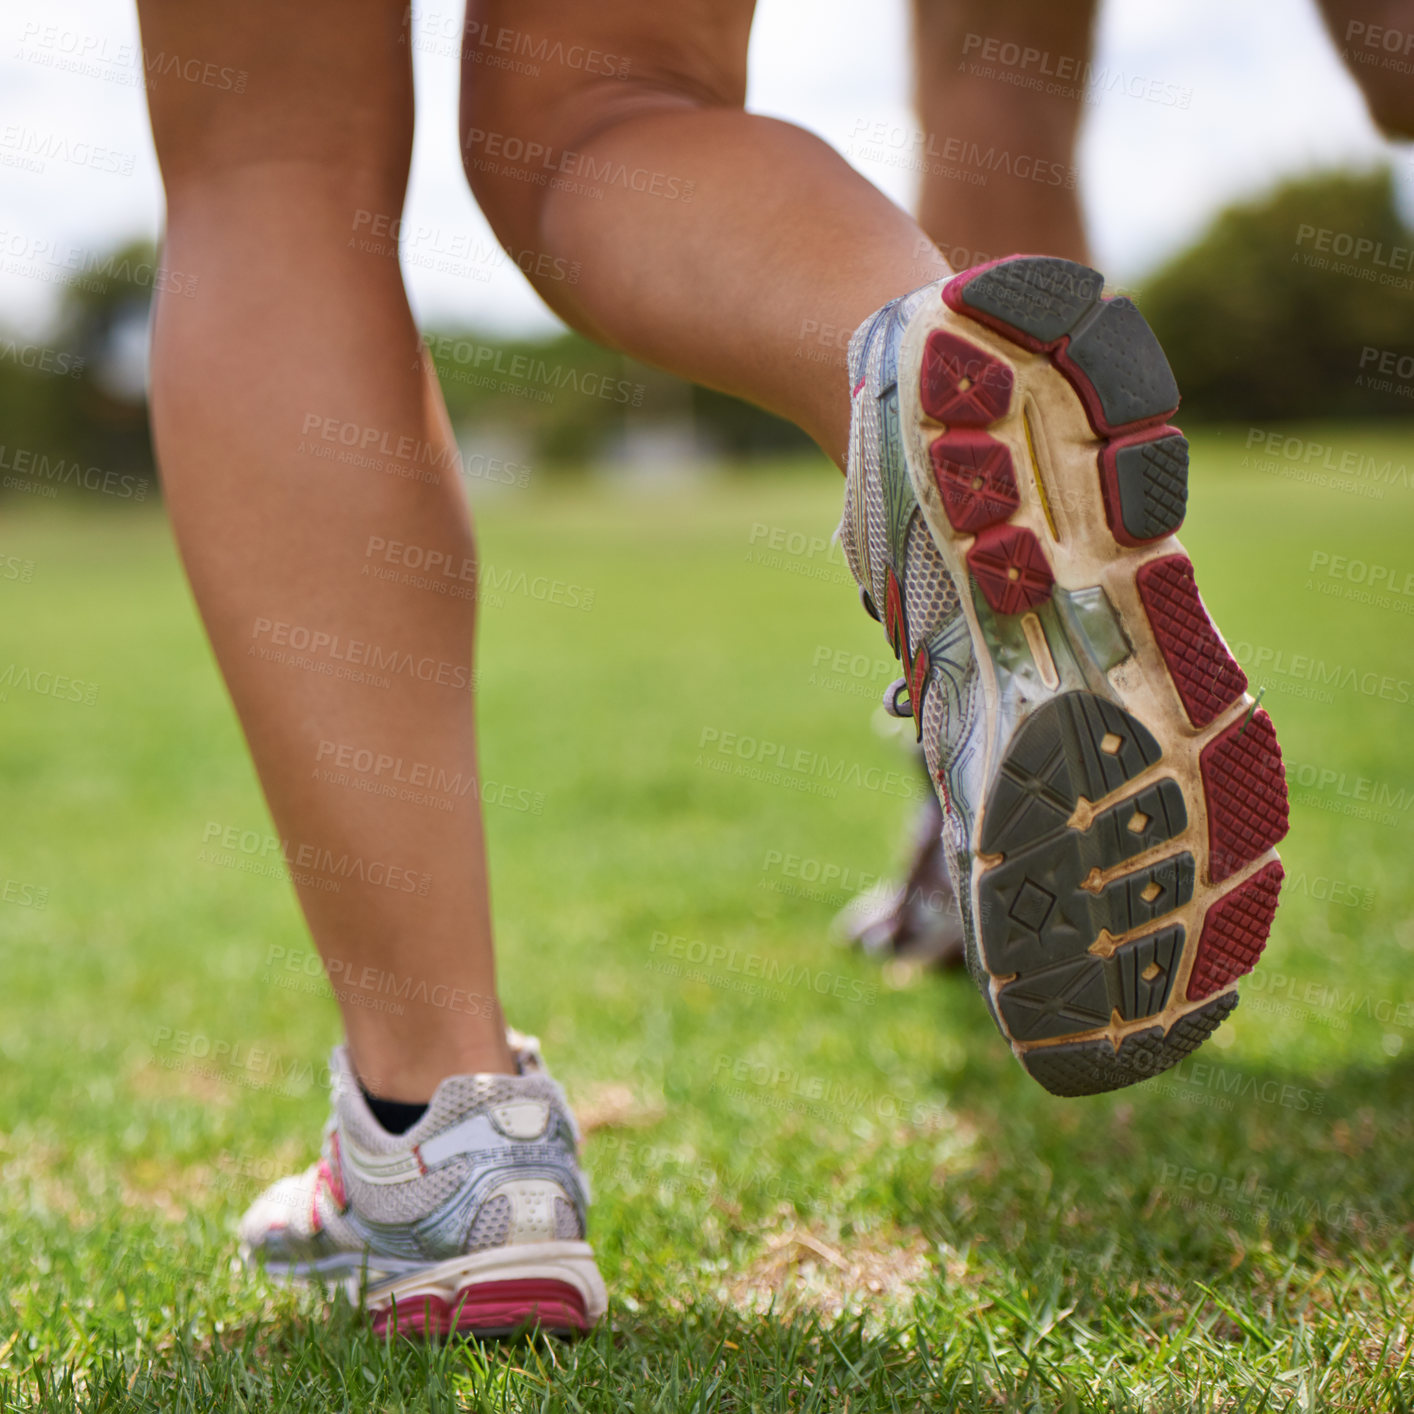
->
[248,617,472,689]
[15,22,250,93]
[0,444,150,500]
[315,740,477,797]
[200,821,432,896]
[0,339,83,379]
[423,334,645,405]
[1293,224,1414,289]
[696,727,927,802]
[958,32,1193,107]
[0,662,99,705]
[0,124,136,177]
[1344,18,1414,48]
[1284,761,1413,814]
[648,931,877,1005]
[463,127,696,202]
[846,120,1077,189]
[0,231,198,296]
[1228,639,1412,705]
[1160,1058,1325,1113]
[1359,346,1414,383]
[1243,427,1411,489]
[1294,224,1413,269]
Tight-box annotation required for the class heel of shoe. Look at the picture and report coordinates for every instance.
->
[365,1239,607,1338]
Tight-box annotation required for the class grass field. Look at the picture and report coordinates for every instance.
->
[2,421,1413,1411]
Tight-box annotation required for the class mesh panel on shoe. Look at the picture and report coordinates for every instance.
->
[860,414,890,603]
[466,1194,513,1250]
[360,1157,475,1227]
[902,516,960,642]
[331,1050,568,1148]
[921,675,948,782]
[906,514,966,787]
[337,1098,397,1157]
[318,1198,371,1254]
[331,1051,580,1233]
[554,1197,583,1241]
[332,1081,481,1226]
[838,436,869,595]
[837,322,870,589]
[833,282,994,993]
[838,501,866,593]
[420,1072,571,1135]
[839,285,984,880]
[843,311,891,608]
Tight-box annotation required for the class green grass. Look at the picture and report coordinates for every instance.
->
[2,421,1413,1411]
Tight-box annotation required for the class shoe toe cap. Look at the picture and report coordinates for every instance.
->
[238,1172,315,1251]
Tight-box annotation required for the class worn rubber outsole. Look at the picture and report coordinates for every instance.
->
[369,1277,592,1340]
[262,1239,607,1341]
[363,1242,606,1341]
[897,256,1289,1096]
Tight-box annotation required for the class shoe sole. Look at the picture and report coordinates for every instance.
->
[894,255,1289,1096]
[266,1239,607,1339]
[367,1241,605,1339]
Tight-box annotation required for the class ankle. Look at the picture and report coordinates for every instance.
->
[357,1084,429,1134]
[346,1014,517,1102]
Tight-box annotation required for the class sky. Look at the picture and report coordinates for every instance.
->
[2,0,1409,339]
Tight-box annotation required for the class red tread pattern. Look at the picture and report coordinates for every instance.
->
[1136,554,1248,728]
[967,524,1054,615]
[371,1278,591,1337]
[929,431,1020,533]
[1199,711,1288,883]
[1187,860,1285,1000]
[919,330,1013,424]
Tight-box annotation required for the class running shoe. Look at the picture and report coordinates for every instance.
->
[834,787,967,967]
[838,255,1288,1095]
[238,1032,607,1336]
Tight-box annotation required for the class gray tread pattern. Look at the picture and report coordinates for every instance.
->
[1065,298,1180,428]
[979,786,1188,974]
[956,258,1103,343]
[997,924,1184,1041]
[1115,434,1189,541]
[979,693,1162,856]
[975,693,1220,1094]
[1021,993,1238,1096]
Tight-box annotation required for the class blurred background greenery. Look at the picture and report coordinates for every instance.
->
[3,166,1409,499]
[4,33,1414,1402]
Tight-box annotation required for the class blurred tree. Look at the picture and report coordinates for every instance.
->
[0,238,157,504]
[51,236,157,476]
[690,386,811,460]
[1141,167,1414,422]
[426,328,640,468]
[424,327,810,467]
[6,175,1408,510]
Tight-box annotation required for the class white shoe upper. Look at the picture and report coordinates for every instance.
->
[237,1032,591,1289]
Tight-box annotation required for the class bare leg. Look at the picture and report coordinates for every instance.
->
[910,0,1097,265]
[1315,0,1414,137]
[138,0,512,1097]
[460,0,951,468]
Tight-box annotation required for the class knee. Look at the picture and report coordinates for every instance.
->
[460,22,749,250]
[149,87,412,227]
[1362,85,1414,141]
[458,86,547,250]
[1334,6,1414,138]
